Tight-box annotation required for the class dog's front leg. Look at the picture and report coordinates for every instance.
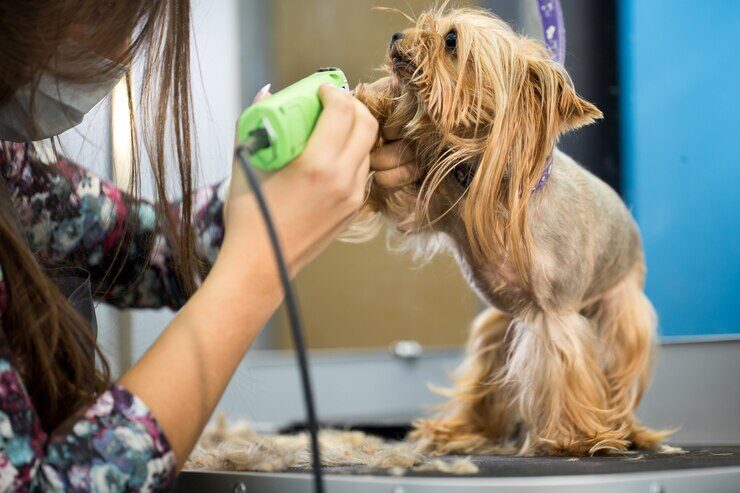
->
[588,265,667,450]
[411,308,518,455]
[505,309,631,456]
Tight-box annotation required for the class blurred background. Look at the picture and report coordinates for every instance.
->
[59,0,739,440]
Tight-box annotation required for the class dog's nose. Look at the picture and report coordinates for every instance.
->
[390,32,404,48]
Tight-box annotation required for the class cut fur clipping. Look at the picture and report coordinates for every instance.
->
[184,416,479,475]
[658,444,688,455]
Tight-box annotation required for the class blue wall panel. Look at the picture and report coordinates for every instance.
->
[619,1,740,337]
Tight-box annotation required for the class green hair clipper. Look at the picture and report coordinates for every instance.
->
[237,68,349,170]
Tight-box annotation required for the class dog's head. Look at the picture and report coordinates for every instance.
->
[364,6,601,277]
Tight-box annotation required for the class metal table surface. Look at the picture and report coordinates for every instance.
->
[176,446,740,493]
[179,338,740,491]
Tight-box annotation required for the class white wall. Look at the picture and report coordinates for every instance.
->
[129,0,243,362]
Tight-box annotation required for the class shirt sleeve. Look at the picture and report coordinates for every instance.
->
[0,326,176,492]
[81,167,228,310]
[2,143,227,310]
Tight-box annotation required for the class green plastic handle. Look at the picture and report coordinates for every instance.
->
[237,68,349,171]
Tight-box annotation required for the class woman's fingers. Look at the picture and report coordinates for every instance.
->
[281,85,377,216]
[303,85,357,163]
[374,164,416,188]
[369,140,417,188]
[370,140,415,171]
[252,83,272,104]
[339,97,379,169]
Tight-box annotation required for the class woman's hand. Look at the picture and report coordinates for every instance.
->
[370,139,417,189]
[360,76,418,189]
[222,83,378,275]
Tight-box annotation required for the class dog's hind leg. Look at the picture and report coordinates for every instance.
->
[411,308,518,455]
[507,308,632,456]
[588,264,668,450]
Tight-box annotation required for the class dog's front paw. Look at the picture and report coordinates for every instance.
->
[627,421,669,451]
[518,429,632,457]
[410,418,517,456]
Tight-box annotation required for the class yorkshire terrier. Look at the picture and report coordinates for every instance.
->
[354,5,666,456]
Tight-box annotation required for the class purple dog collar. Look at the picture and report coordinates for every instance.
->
[531,0,564,192]
[537,0,566,66]
[454,0,564,192]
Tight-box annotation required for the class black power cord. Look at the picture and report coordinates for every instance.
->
[235,133,324,493]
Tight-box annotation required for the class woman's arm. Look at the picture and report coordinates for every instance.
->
[0,85,377,489]
[119,85,378,467]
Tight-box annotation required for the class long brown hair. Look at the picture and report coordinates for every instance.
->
[0,0,202,431]
[355,7,601,285]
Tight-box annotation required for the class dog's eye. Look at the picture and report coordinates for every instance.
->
[445,29,457,50]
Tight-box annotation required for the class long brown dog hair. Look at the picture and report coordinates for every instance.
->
[0,0,201,431]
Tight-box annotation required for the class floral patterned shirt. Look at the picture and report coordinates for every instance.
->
[0,143,228,492]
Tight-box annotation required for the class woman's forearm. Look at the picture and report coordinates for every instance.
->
[118,209,282,468]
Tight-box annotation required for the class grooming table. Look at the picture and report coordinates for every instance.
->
[176,445,740,493]
[180,338,740,492]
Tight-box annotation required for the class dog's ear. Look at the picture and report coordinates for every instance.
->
[519,35,603,133]
[527,53,602,132]
[555,69,602,131]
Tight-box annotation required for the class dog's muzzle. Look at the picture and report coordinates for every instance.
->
[389,32,414,75]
